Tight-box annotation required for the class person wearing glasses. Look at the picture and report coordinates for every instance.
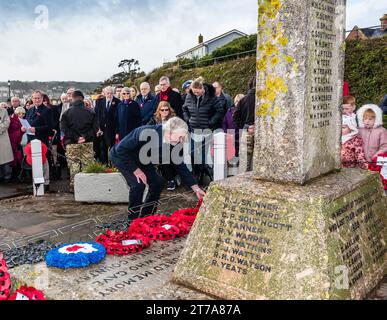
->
[152,76,184,119]
[147,101,176,125]
[116,87,142,141]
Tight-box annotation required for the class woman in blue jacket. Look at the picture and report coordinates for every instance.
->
[116,87,142,141]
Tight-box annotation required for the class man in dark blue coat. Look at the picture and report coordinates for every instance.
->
[25,91,53,148]
[94,86,121,164]
[136,82,156,125]
[110,117,205,220]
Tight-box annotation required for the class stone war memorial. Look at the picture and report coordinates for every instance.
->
[173,0,387,300]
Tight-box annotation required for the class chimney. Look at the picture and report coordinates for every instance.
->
[380,14,387,32]
[198,34,204,44]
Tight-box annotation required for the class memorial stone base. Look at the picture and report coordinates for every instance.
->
[173,169,387,300]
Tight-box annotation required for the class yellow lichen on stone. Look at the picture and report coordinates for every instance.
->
[270,56,279,66]
[284,55,294,64]
[278,36,289,47]
[256,0,295,119]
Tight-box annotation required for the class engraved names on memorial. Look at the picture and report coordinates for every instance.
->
[309,0,338,130]
[329,190,386,289]
[211,197,292,276]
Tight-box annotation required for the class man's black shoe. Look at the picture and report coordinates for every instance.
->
[167,180,176,191]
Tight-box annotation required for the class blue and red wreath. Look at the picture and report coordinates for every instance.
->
[369,153,387,190]
[45,242,106,269]
[0,252,12,301]
[96,231,151,255]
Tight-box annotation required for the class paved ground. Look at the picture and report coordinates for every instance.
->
[0,180,197,248]
[0,176,385,300]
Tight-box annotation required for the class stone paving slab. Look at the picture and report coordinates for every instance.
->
[0,190,196,246]
[10,239,212,300]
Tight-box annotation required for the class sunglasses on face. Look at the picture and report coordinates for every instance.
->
[122,93,130,95]
[160,109,170,112]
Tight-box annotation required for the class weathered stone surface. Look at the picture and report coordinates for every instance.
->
[74,173,130,204]
[253,0,346,184]
[10,239,211,300]
[173,170,387,300]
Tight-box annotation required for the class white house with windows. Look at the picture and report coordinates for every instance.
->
[176,29,247,60]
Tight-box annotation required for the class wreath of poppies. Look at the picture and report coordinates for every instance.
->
[96,231,151,255]
[96,199,203,254]
[129,215,181,241]
[0,253,11,301]
[8,286,46,301]
[129,199,203,240]
[45,242,106,269]
[369,153,387,190]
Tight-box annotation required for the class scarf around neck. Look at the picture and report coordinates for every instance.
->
[160,87,172,102]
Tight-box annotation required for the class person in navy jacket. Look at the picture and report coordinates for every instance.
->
[136,82,156,125]
[25,91,53,148]
[116,87,142,141]
[94,86,121,164]
[110,117,205,220]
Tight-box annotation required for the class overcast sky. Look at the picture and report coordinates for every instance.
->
[0,0,385,82]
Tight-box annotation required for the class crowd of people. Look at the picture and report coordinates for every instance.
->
[0,76,257,216]
[1,75,386,217]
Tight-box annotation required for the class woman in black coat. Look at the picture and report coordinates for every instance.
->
[116,88,142,141]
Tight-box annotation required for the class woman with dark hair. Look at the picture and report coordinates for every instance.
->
[42,94,53,108]
[129,86,139,101]
[24,99,34,111]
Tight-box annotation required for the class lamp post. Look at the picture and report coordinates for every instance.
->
[7,80,11,99]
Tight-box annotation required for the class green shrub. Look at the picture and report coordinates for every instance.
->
[345,37,387,107]
[83,163,119,174]
[211,34,257,58]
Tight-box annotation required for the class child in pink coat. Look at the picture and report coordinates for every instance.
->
[357,104,387,163]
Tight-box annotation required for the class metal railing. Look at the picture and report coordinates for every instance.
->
[177,49,256,69]
[175,25,382,69]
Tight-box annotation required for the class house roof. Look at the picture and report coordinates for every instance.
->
[347,26,387,39]
[177,29,247,58]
